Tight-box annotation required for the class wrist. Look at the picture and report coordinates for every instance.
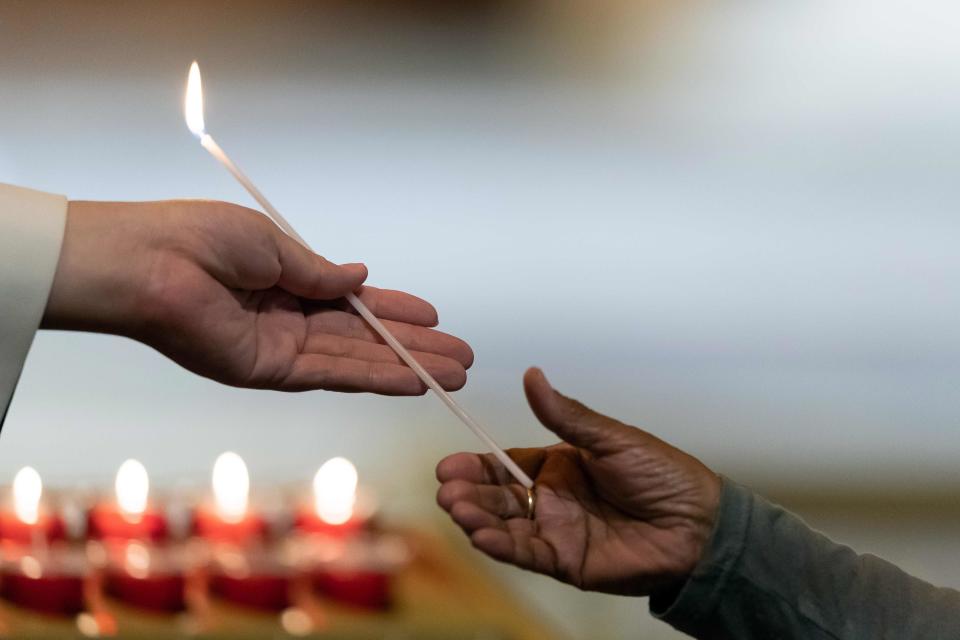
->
[652,468,723,594]
[681,470,723,577]
[41,201,158,337]
[649,477,753,628]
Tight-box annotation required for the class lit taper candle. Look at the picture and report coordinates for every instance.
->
[183,62,533,490]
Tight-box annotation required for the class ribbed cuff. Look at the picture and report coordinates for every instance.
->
[649,477,753,634]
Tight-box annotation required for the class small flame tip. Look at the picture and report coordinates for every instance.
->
[185,61,206,138]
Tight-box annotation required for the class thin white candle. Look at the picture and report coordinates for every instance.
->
[184,62,533,489]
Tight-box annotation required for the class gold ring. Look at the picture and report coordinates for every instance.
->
[525,485,536,520]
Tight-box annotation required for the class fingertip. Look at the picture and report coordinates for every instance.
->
[471,527,498,546]
[321,260,366,295]
[524,366,579,440]
[436,453,463,482]
[436,483,454,511]
[523,366,545,393]
[443,336,475,370]
[435,452,475,482]
[442,366,468,392]
[436,456,455,483]
[436,480,471,512]
[527,365,551,385]
[523,366,553,409]
[281,249,368,300]
[436,482,457,511]
[471,528,511,560]
[461,343,476,369]
[424,302,439,328]
[341,262,368,286]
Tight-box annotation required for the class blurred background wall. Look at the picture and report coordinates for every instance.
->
[1,1,959,637]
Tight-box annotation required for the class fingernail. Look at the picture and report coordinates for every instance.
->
[343,262,368,278]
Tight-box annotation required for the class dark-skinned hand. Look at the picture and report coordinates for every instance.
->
[437,367,720,595]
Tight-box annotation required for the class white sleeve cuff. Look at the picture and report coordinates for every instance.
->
[0,183,68,423]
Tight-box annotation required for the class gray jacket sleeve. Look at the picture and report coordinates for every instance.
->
[651,478,960,639]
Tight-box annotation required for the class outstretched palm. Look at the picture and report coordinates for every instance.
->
[436,368,720,596]
[126,200,473,394]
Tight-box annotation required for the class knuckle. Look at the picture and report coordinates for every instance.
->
[363,362,380,391]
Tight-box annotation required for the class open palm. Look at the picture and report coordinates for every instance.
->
[436,368,720,595]
[63,200,472,395]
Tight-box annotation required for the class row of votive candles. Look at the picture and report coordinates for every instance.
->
[0,453,408,630]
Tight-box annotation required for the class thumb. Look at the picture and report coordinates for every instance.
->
[273,230,368,300]
[523,367,634,456]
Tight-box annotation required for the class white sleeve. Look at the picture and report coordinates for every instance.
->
[0,183,67,424]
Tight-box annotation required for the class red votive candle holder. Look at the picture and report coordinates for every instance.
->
[0,545,87,614]
[207,543,292,610]
[0,510,66,547]
[192,505,268,545]
[88,458,169,543]
[304,532,408,611]
[195,451,269,546]
[0,467,68,548]
[87,503,167,542]
[107,570,184,612]
[313,569,390,609]
[90,539,194,612]
[293,506,364,538]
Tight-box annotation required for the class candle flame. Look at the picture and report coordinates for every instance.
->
[115,459,149,521]
[212,451,249,524]
[313,457,358,525]
[12,466,42,526]
[185,61,206,138]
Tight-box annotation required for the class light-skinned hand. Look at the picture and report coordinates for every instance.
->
[42,200,473,395]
